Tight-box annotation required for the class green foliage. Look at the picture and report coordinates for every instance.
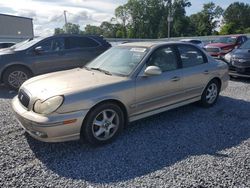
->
[54,28,64,35]
[221,2,250,34]
[189,2,223,36]
[54,1,250,38]
[63,23,81,34]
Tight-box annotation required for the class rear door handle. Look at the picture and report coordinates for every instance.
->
[171,76,180,82]
[203,70,209,74]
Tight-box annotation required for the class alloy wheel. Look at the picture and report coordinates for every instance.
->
[206,83,218,104]
[92,109,119,141]
[8,71,28,89]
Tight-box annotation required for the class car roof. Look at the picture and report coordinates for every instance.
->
[119,41,187,48]
[180,39,201,42]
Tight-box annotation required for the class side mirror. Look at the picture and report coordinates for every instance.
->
[144,66,162,76]
[34,46,44,54]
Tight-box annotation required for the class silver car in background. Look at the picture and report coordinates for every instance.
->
[12,42,229,145]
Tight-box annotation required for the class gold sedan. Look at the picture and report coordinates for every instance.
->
[12,42,229,145]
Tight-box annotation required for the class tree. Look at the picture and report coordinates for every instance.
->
[220,2,250,34]
[190,2,223,36]
[115,5,130,37]
[84,25,102,35]
[54,28,64,35]
[63,23,81,34]
[171,0,192,37]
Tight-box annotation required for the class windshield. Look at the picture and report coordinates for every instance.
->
[239,40,250,49]
[214,37,237,44]
[12,37,44,51]
[86,46,148,76]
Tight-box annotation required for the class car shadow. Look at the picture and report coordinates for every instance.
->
[230,76,250,83]
[0,85,17,99]
[26,96,250,184]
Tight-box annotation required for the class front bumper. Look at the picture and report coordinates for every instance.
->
[12,96,88,142]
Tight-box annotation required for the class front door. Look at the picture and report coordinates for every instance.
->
[134,45,184,116]
[26,37,75,75]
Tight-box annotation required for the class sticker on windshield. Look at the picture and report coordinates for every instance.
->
[130,48,146,53]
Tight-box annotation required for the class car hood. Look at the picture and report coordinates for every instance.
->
[232,49,250,59]
[21,68,127,100]
[0,48,16,55]
[206,43,234,48]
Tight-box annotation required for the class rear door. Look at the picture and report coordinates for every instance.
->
[134,45,184,115]
[176,44,211,99]
[64,36,102,67]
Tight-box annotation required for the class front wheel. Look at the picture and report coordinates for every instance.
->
[82,103,125,145]
[3,66,32,90]
[200,80,220,108]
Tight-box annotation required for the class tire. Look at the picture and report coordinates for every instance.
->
[3,66,32,90]
[200,79,220,108]
[82,103,125,145]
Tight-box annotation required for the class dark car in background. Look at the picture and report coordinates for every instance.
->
[0,34,111,89]
[204,35,248,59]
[0,42,15,49]
[223,39,250,78]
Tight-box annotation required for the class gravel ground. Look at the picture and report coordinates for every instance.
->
[0,79,249,188]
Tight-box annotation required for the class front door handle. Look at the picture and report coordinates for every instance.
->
[203,70,209,74]
[171,76,180,82]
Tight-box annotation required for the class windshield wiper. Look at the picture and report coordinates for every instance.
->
[90,68,112,75]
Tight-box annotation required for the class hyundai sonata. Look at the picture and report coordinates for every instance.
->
[12,42,229,145]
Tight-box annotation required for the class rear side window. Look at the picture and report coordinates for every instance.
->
[191,40,202,44]
[177,45,207,68]
[66,36,99,49]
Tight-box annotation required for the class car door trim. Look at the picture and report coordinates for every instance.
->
[129,95,201,122]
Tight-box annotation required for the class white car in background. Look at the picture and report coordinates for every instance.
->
[180,39,205,48]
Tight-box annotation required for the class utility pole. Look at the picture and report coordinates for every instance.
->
[63,10,68,33]
[167,0,173,40]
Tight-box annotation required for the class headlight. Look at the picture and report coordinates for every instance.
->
[33,96,64,115]
[224,53,232,63]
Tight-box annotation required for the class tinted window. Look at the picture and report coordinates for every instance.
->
[239,40,250,49]
[177,45,206,68]
[66,37,99,49]
[147,46,178,72]
[37,38,64,52]
[191,40,202,44]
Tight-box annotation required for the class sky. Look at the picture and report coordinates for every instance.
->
[0,0,249,36]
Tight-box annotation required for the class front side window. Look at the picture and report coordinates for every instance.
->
[147,46,178,72]
[177,45,206,68]
[36,38,64,52]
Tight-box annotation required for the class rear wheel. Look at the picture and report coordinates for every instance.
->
[3,66,32,90]
[82,103,125,145]
[200,80,220,108]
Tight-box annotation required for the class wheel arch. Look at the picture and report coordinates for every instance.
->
[1,64,33,82]
[201,77,222,95]
[80,99,129,137]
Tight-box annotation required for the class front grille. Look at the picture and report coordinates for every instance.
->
[232,58,250,67]
[18,90,30,108]
[205,47,220,53]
